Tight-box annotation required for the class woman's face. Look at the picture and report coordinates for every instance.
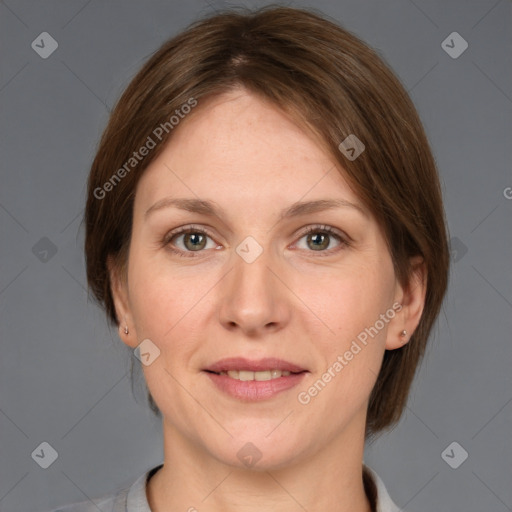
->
[112,89,410,469]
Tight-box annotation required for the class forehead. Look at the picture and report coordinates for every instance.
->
[135,89,362,214]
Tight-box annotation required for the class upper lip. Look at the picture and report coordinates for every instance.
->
[205,357,307,373]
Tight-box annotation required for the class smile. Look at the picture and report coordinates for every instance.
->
[216,369,292,380]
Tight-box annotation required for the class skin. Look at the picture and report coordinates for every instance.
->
[109,88,426,512]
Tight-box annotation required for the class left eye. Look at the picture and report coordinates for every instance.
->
[294,226,345,252]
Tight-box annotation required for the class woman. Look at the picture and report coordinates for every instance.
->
[48,5,449,511]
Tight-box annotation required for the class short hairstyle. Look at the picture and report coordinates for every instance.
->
[85,5,450,437]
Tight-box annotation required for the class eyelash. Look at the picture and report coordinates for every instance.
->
[162,224,349,258]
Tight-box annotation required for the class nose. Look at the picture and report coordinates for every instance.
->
[217,243,291,337]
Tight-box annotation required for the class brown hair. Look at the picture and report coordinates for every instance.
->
[85,5,449,437]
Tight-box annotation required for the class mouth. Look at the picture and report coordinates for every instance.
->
[204,357,307,377]
[206,369,300,381]
[203,357,308,401]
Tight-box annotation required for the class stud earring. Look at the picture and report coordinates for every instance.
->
[124,325,129,335]
[400,330,407,337]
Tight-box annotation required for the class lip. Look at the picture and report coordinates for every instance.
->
[204,357,307,373]
[205,371,307,401]
[203,357,308,402]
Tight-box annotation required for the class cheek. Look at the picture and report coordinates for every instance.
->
[292,256,397,408]
[293,267,394,420]
[127,247,217,348]
[294,259,395,348]
[127,247,180,338]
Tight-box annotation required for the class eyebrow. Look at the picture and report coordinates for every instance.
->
[144,197,367,221]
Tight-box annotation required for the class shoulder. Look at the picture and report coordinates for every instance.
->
[364,465,403,512]
[41,489,122,512]
[40,463,159,512]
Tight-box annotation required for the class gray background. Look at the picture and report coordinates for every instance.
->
[0,0,511,511]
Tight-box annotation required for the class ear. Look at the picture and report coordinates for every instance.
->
[386,256,427,350]
[107,255,138,348]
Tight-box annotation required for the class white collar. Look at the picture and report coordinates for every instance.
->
[123,464,402,512]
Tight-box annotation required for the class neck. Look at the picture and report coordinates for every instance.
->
[147,415,372,512]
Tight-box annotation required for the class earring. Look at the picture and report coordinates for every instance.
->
[124,325,129,335]
[400,330,407,337]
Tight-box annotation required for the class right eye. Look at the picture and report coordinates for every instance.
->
[163,225,221,257]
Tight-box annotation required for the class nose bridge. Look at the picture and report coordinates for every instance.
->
[231,237,276,303]
[218,235,287,334]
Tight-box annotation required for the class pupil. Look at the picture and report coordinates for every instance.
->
[310,233,328,250]
[186,233,204,250]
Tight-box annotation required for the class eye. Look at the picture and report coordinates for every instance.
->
[163,224,349,258]
[294,225,348,254]
[163,225,219,257]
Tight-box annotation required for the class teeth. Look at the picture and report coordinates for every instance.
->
[218,369,292,380]
[239,370,255,381]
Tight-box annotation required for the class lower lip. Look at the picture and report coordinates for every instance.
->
[205,371,307,401]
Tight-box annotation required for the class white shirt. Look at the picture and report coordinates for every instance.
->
[46,464,401,512]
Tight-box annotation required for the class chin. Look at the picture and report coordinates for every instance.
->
[217,443,304,472]
[203,425,308,471]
